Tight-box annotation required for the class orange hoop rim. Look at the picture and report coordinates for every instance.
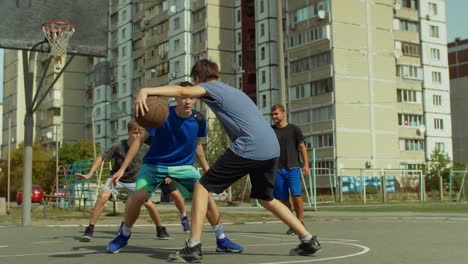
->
[41,21,75,33]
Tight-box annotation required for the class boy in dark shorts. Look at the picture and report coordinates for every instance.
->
[107,82,242,254]
[134,59,321,262]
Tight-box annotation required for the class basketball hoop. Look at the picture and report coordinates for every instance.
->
[41,21,75,65]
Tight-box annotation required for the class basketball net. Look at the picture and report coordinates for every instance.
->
[41,21,75,68]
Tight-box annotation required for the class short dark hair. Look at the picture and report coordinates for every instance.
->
[190,59,219,82]
[178,81,193,87]
[127,120,143,132]
[271,104,286,112]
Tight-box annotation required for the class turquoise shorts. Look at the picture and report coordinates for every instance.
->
[136,164,201,200]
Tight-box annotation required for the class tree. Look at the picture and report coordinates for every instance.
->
[59,139,95,165]
[205,118,229,166]
[0,141,55,194]
[426,149,452,192]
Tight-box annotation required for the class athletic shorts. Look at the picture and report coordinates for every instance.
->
[136,164,201,200]
[273,167,302,200]
[102,178,136,196]
[199,149,278,201]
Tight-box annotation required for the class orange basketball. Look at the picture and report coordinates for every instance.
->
[135,96,169,128]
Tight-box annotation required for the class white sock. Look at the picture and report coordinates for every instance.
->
[122,225,132,237]
[188,237,201,247]
[213,224,226,239]
[181,212,187,219]
[300,234,312,243]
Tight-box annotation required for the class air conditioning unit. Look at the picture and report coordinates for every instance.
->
[317,10,326,20]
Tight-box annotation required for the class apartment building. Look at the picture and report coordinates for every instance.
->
[283,0,452,176]
[448,38,468,164]
[2,50,89,157]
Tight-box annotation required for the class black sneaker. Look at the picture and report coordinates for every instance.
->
[290,235,321,256]
[168,239,202,263]
[81,225,94,242]
[286,227,296,235]
[156,226,171,240]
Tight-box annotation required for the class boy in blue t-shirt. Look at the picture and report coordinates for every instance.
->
[134,60,321,262]
[107,82,243,254]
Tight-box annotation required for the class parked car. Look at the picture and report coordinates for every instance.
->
[16,184,44,205]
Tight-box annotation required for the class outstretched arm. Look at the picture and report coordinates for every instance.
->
[111,131,149,185]
[134,85,207,117]
[75,156,104,179]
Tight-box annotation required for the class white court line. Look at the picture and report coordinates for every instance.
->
[32,241,61,244]
[0,246,7,249]
[251,241,370,264]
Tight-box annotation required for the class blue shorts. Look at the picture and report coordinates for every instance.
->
[273,167,302,200]
[136,164,201,200]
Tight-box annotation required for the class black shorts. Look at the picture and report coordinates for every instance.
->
[199,149,278,201]
[160,181,177,196]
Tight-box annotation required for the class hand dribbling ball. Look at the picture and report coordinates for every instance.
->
[135,96,169,128]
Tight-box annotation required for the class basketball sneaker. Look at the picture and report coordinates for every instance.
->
[289,235,321,256]
[156,226,171,240]
[107,232,131,254]
[168,239,202,263]
[181,216,190,233]
[80,225,94,242]
[216,237,244,253]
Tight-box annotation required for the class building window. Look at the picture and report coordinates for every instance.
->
[291,52,331,73]
[430,48,440,60]
[237,9,241,22]
[397,89,419,103]
[398,114,423,127]
[120,46,127,57]
[237,32,241,44]
[401,0,417,9]
[291,106,334,124]
[174,17,180,29]
[399,19,419,32]
[292,1,328,24]
[260,0,264,13]
[428,2,438,15]
[433,95,442,106]
[399,139,424,151]
[306,133,334,148]
[174,60,180,73]
[435,142,445,152]
[434,118,444,130]
[174,39,180,51]
[432,71,442,84]
[121,9,127,21]
[192,7,206,23]
[96,124,101,134]
[121,27,127,38]
[430,25,439,38]
[121,119,127,131]
[401,42,420,57]
[121,82,127,94]
[260,23,265,36]
[260,47,265,60]
[261,70,266,83]
[396,65,423,80]
[261,94,266,108]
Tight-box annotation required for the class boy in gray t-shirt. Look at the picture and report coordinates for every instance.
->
[134,59,321,262]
